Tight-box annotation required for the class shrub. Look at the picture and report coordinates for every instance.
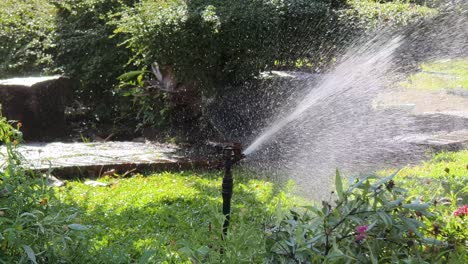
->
[0,116,87,263]
[114,0,335,89]
[0,0,438,135]
[112,0,437,134]
[51,0,137,122]
[338,0,436,33]
[0,0,58,78]
[266,170,466,263]
[112,0,342,133]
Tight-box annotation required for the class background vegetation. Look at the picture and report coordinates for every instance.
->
[0,0,437,139]
[0,1,57,78]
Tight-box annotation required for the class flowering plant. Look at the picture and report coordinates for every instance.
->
[266,170,466,263]
[453,205,468,217]
[0,116,86,263]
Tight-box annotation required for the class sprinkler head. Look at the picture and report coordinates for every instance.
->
[207,141,245,241]
[207,141,245,164]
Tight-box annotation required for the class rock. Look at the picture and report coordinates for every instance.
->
[84,180,110,187]
[0,76,75,140]
[132,137,146,143]
[44,174,65,187]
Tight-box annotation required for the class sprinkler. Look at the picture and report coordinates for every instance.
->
[208,142,245,237]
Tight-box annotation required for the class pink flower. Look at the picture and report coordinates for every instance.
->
[453,205,468,217]
[356,225,368,242]
[356,234,366,242]
[356,225,368,234]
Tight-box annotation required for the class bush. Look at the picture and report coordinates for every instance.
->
[0,0,58,78]
[112,0,436,134]
[112,0,342,133]
[266,170,467,263]
[51,0,138,122]
[0,0,438,136]
[338,0,436,33]
[0,116,86,263]
[114,0,335,89]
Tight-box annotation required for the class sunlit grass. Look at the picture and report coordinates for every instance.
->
[379,150,468,204]
[55,170,301,263]
[53,151,468,262]
[396,150,468,179]
[401,58,468,90]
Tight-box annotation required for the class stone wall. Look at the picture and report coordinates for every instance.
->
[0,76,74,140]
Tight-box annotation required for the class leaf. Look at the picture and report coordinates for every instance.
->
[326,245,349,261]
[366,221,377,232]
[117,70,148,81]
[384,198,403,209]
[347,176,369,193]
[19,212,37,219]
[195,246,210,256]
[66,212,78,221]
[402,218,423,237]
[335,169,344,201]
[67,224,89,231]
[422,238,447,246]
[377,212,393,227]
[402,203,429,211]
[22,245,37,264]
[178,246,193,257]
[366,241,379,264]
[36,222,45,234]
[370,170,400,190]
[362,180,370,198]
[138,249,157,264]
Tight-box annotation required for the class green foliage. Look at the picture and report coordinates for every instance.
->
[111,0,344,131]
[0,0,58,78]
[0,117,86,263]
[380,150,468,203]
[341,0,437,32]
[266,170,467,263]
[0,0,437,133]
[51,0,137,122]
[56,170,299,263]
[112,0,437,131]
[114,0,334,90]
[384,151,468,263]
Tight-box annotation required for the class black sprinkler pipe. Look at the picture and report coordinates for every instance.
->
[222,148,234,237]
[221,143,244,237]
[208,142,245,238]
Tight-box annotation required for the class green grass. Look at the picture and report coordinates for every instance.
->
[402,58,468,90]
[54,170,301,263]
[380,150,468,204]
[51,151,468,263]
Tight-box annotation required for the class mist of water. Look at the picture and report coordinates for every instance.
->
[207,1,467,200]
[244,36,403,155]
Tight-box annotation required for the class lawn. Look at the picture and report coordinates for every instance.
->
[401,58,468,90]
[60,150,468,262]
[380,150,468,203]
[49,150,468,263]
[54,170,301,263]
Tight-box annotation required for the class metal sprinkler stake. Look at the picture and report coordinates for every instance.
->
[221,143,244,237]
[208,142,245,238]
[222,148,234,237]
